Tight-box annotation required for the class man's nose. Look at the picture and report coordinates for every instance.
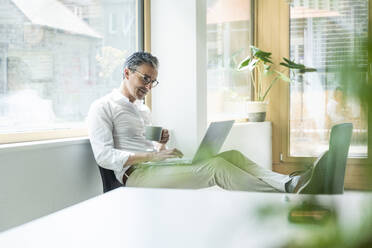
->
[145,83,152,90]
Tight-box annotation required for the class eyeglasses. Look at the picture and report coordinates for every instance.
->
[131,69,159,88]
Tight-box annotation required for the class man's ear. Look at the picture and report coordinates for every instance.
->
[123,68,130,80]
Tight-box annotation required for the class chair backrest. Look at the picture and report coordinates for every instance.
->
[296,123,353,194]
[324,123,353,194]
[97,166,123,193]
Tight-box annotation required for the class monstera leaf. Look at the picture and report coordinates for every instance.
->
[250,46,273,64]
[280,58,316,73]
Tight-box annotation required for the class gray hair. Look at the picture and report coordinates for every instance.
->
[124,52,159,71]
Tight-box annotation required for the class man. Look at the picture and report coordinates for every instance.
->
[87,52,316,193]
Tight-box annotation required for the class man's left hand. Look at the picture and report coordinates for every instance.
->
[159,129,169,144]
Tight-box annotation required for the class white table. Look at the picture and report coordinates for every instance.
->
[0,187,370,248]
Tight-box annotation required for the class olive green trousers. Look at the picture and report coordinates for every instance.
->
[126,150,290,192]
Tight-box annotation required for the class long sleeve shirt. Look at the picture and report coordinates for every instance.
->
[87,89,155,183]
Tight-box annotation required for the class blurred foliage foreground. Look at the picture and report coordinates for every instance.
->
[266,37,372,247]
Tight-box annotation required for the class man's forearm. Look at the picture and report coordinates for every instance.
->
[157,143,167,151]
[124,152,154,166]
[124,148,183,166]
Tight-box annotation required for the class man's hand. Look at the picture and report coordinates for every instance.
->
[159,129,170,144]
[151,148,183,162]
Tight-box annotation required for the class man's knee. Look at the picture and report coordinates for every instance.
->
[218,150,243,160]
[208,156,230,169]
[210,156,227,163]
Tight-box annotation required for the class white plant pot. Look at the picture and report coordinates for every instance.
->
[245,101,268,122]
[225,100,246,119]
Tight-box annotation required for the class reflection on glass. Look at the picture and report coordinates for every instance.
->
[289,0,368,157]
[0,0,138,133]
[206,0,252,122]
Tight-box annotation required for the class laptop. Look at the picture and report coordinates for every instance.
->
[145,120,235,165]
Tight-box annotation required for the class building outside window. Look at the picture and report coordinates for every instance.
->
[0,0,141,143]
[289,0,368,157]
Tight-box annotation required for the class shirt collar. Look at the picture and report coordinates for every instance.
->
[111,88,130,104]
[111,88,143,106]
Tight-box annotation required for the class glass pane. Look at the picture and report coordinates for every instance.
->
[0,0,138,133]
[206,0,252,122]
[289,0,368,157]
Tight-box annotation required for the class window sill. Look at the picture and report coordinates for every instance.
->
[0,128,87,144]
[0,137,90,155]
[233,120,271,125]
[0,123,271,154]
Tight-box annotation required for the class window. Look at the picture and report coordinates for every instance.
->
[64,4,84,19]
[73,6,83,18]
[109,13,118,33]
[206,0,253,122]
[123,7,135,35]
[289,0,368,157]
[0,0,142,143]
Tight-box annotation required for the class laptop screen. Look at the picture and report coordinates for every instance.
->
[192,120,235,163]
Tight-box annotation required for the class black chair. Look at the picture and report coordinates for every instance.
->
[97,166,123,193]
[302,123,353,194]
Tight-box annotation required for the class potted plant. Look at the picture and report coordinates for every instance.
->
[238,45,316,122]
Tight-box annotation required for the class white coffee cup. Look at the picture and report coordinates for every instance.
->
[145,126,163,141]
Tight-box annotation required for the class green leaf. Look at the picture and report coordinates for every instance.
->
[261,57,273,64]
[263,64,272,74]
[275,70,291,82]
[283,57,292,64]
[238,56,251,70]
[247,58,259,71]
[301,68,317,73]
[281,58,304,68]
[250,45,273,63]
[281,58,316,73]
[251,45,271,57]
[250,45,260,55]
[281,61,303,69]
[264,70,275,76]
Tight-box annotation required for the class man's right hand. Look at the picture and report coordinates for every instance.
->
[151,148,184,162]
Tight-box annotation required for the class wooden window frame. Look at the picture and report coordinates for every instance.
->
[144,0,152,110]
[255,0,372,190]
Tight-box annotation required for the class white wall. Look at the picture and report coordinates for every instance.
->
[151,0,272,168]
[0,0,272,234]
[221,122,272,170]
[151,0,207,157]
[0,139,101,232]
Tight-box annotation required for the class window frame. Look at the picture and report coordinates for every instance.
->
[282,0,371,165]
[255,0,371,189]
[0,0,145,144]
[144,0,152,109]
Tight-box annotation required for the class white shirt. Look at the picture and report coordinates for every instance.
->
[87,89,155,183]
